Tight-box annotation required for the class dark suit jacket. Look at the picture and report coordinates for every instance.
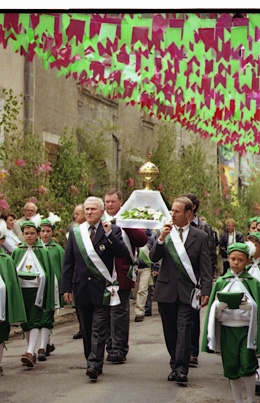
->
[219,230,244,259]
[150,225,212,305]
[60,221,130,306]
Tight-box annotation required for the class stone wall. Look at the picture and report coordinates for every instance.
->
[0,44,219,185]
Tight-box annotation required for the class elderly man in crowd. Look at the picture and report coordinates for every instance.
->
[61,196,130,381]
[13,202,37,242]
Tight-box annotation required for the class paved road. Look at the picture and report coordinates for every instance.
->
[2,302,260,403]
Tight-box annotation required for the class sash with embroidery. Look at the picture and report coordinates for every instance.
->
[165,227,201,310]
[73,224,120,306]
[16,248,46,308]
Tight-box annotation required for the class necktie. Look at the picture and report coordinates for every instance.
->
[89,225,96,241]
[178,227,183,242]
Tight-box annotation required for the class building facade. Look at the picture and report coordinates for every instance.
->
[0,44,220,192]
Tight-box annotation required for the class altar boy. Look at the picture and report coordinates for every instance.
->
[0,219,27,375]
[12,215,55,368]
[202,242,260,403]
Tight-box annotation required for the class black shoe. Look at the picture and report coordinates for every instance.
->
[176,372,188,384]
[73,331,83,339]
[106,354,113,362]
[134,316,144,322]
[255,380,260,395]
[189,356,198,368]
[145,312,152,316]
[108,354,126,364]
[168,371,177,381]
[86,367,99,381]
[37,349,47,362]
[46,343,55,357]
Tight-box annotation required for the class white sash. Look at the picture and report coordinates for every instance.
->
[169,227,197,285]
[41,241,60,309]
[170,227,201,309]
[122,229,138,282]
[0,276,6,321]
[207,277,258,351]
[80,223,120,306]
[248,259,260,282]
[16,248,46,308]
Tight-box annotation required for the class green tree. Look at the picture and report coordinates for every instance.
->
[0,131,56,218]
[49,134,92,228]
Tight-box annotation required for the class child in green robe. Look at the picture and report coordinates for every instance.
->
[37,213,65,361]
[11,215,55,368]
[245,231,260,395]
[201,242,260,403]
[0,219,27,375]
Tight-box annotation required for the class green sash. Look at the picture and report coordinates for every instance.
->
[73,225,119,306]
[165,236,194,287]
[165,233,201,310]
[139,247,152,269]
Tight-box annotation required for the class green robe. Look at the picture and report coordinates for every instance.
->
[11,239,55,311]
[0,247,27,342]
[43,239,65,308]
[201,269,260,354]
[0,247,27,323]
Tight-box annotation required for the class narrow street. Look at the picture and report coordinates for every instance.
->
[2,302,259,403]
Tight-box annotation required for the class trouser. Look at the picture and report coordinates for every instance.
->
[220,325,258,379]
[158,300,194,375]
[40,310,55,330]
[134,268,151,317]
[223,260,230,275]
[88,305,110,371]
[21,288,43,332]
[77,304,93,362]
[106,289,130,357]
[190,309,200,357]
[72,282,81,333]
[0,321,10,344]
[145,286,152,315]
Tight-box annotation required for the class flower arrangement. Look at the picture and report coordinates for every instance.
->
[120,206,168,222]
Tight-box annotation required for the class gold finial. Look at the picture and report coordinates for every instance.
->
[138,153,159,190]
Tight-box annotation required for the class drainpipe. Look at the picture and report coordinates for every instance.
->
[24,53,30,136]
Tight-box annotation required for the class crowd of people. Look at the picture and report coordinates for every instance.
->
[1,191,260,403]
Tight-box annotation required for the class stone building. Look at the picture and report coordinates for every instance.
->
[0,43,219,193]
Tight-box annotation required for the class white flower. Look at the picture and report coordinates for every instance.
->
[153,211,161,220]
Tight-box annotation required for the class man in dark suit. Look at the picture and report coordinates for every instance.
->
[60,196,130,381]
[182,193,215,368]
[150,196,212,385]
[219,218,244,275]
[104,188,148,363]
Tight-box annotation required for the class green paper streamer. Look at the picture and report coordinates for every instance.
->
[231,26,248,50]
[35,14,55,37]
[18,13,30,29]
[165,27,182,48]
[99,23,117,42]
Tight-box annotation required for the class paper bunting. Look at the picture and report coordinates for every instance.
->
[1,12,260,153]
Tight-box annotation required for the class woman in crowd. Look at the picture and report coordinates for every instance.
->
[0,211,21,255]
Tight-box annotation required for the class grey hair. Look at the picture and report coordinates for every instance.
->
[84,196,104,210]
